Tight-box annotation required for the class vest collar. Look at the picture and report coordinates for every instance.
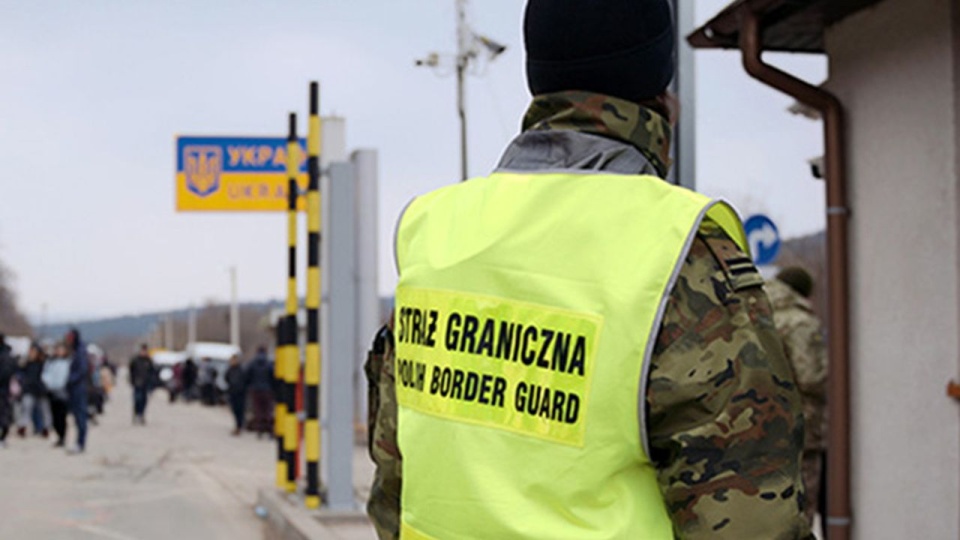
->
[496,130,659,176]
[515,91,673,178]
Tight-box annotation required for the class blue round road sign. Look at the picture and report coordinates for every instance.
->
[743,214,781,266]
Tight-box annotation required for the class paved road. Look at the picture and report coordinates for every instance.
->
[0,385,274,540]
[0,382,821,539]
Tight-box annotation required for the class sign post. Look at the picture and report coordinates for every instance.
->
[281,116,300,494]
[304,82,323,509]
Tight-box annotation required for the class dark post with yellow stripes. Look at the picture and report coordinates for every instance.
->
[304,81,323,508]
[275,316,287,488]
[283,112,300,493]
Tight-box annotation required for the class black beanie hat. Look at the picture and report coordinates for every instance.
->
[524,0,675,102]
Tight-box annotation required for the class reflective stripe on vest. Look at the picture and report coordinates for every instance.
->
[394,171,747,539]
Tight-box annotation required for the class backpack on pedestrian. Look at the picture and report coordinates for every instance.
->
[42,358,71,401]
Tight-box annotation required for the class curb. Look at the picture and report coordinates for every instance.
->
[257,488,374,540]
[258,489,330,540]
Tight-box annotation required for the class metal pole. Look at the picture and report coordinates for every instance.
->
[165,315,174,350]
[456,0,468,181]
[188,305,196,345]
[456,63,467,182]
[670,0,696,190]
[229,266,239,347]
[274,318,287,489]
[281,113,300,494]
[324,161,357,510]
[304,81,323,509]
[352,149,379,442]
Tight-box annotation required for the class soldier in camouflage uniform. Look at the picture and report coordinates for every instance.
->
[366,1,810,538]
[765,268,828,527]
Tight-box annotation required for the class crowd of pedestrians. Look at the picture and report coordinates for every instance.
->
[154,344,276,437]
[166,346,274,437]
[2,333,278,450]
[165,357,217,405]
[0,330,113,454]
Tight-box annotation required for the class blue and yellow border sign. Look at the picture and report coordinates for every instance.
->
[176,136,309,212]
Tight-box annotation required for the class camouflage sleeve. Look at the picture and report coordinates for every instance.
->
[364,319,402,540]
[647,220,813,539]
[779,316,827,399]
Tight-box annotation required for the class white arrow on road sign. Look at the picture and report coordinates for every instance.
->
[749,223,778,261]
[743,214,781,266]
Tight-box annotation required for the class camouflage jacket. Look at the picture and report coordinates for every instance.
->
[765,279,828,450]
[366,91,811,539]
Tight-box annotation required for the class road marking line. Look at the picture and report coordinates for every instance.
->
[83,488,197,508]
[73,524,140,540]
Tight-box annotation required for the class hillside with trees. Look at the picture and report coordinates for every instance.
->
[32,231,826,363]
[45,301,281,363]
[0,261,33,337]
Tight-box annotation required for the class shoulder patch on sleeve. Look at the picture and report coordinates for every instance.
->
[699,220,765,292]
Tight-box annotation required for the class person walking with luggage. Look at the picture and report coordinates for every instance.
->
[64,329,89,454]
[129,344,154,425]
[244,346,274,438]
[44,342,72,447]
[182,358,198,402]
[225,354,246,436]
[17,343,50,437]
[198,358,218,406]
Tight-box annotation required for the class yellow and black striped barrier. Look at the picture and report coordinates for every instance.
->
[304,82,323,508]
[275,322,287,489]
[282,112,300,493]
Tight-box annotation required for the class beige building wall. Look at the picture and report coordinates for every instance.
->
[826,0,960,537]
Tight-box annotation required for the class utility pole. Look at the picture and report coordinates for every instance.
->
[417,0,507,182]
[229,266,239,347]
[455,0,469,182]
[669,0,696,190]
[164,315,174,350]
[188,304,196,345]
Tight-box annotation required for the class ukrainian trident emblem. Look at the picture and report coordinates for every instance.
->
[184,146,223,197]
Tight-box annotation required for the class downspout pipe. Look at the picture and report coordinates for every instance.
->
[738,8,852,540]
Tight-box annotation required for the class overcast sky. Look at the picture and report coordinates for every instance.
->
[0,0,826,323]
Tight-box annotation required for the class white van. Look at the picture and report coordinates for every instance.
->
[183,342,242,394]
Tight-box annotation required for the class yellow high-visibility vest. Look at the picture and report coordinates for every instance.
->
[394,171,747,539]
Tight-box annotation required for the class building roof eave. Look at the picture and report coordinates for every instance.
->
[687,0,885,54]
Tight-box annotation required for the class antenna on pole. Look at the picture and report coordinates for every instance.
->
[416,0,507,182]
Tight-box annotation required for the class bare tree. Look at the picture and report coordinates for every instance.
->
[0,261,33,336]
